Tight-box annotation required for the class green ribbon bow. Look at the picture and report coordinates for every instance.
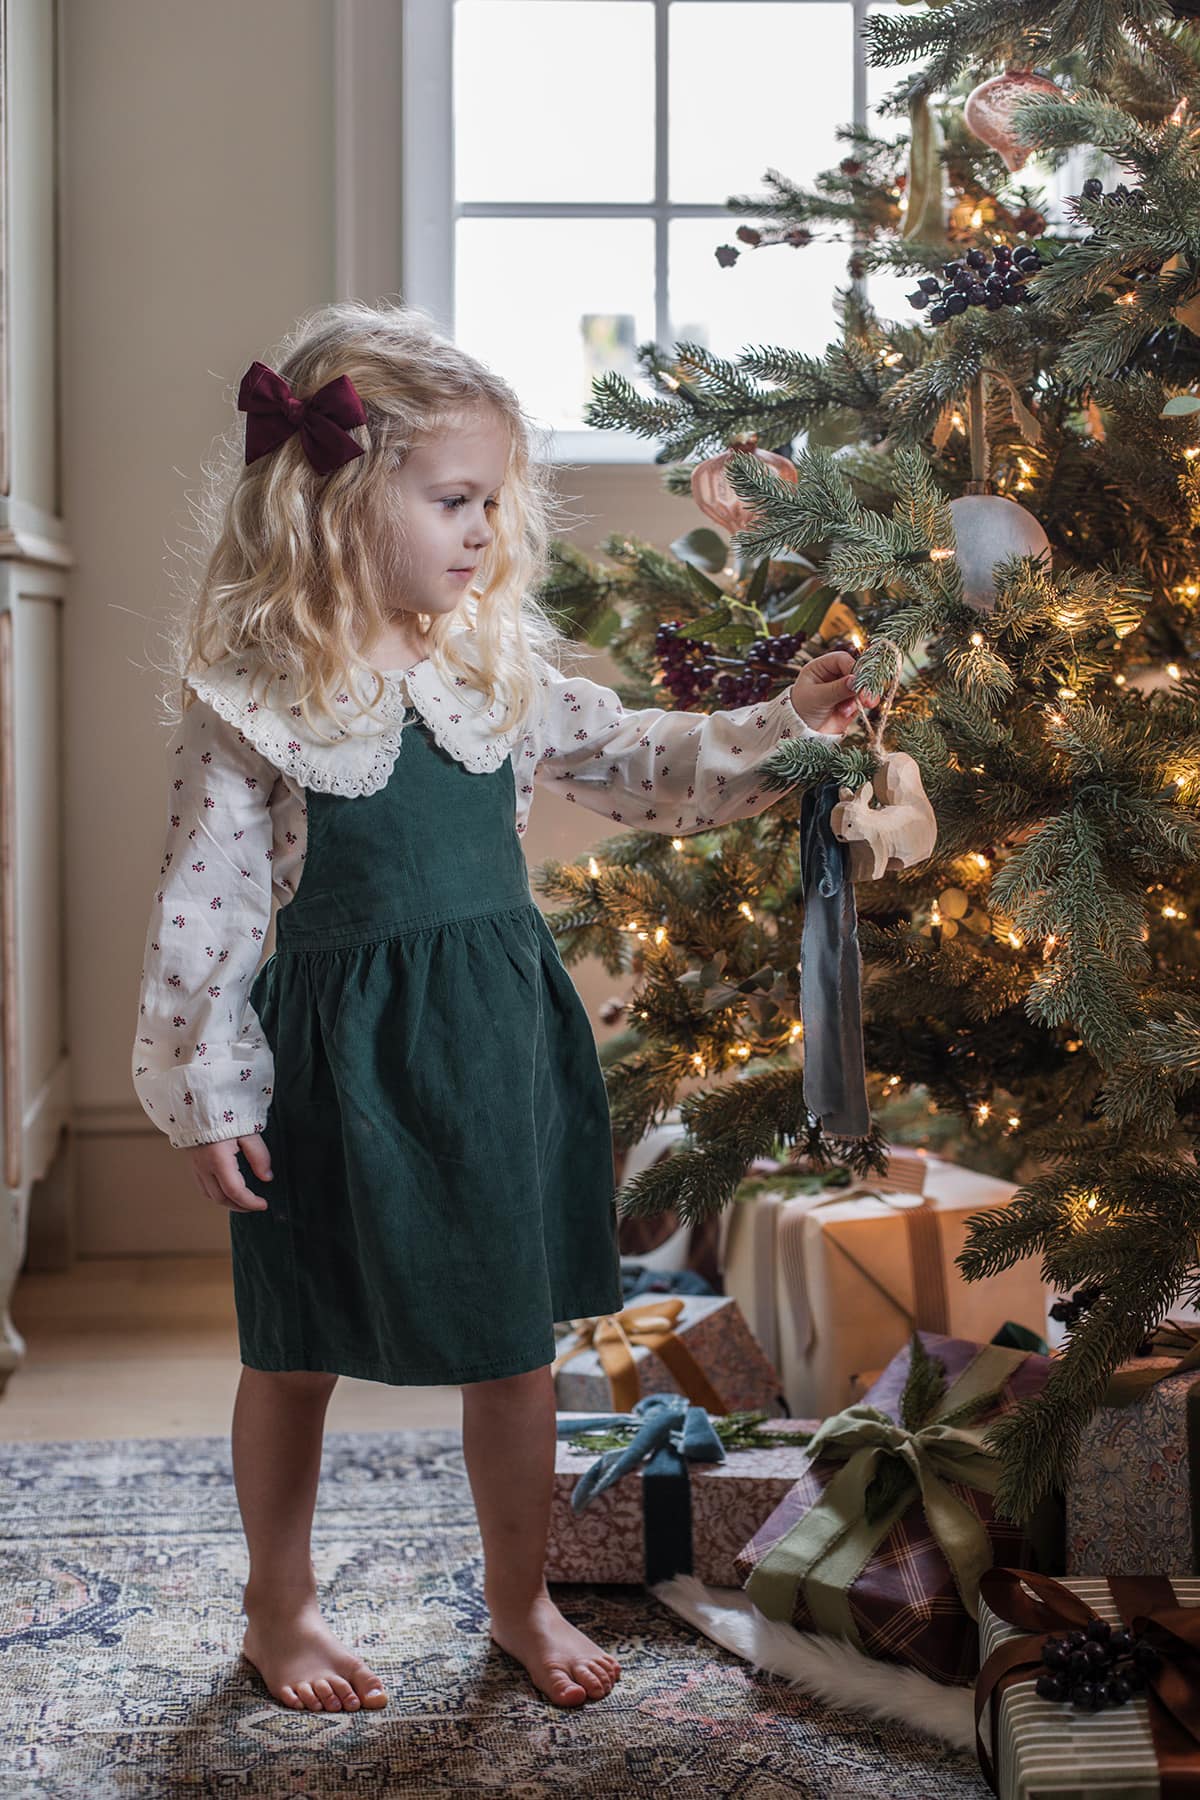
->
[744,1341,1030,1647]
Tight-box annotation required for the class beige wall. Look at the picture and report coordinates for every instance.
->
[64,2,682,1255]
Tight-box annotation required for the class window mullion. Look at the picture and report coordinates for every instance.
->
[655,0,670,351]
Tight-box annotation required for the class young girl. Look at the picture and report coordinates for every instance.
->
[132,300,868,1719]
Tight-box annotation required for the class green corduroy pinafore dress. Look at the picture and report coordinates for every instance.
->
[231,701,624,1386]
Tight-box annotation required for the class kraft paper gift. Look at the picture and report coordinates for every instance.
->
[718,1148,1049,1418]
[550,1291,786,1417]
[545,1399,820,1587]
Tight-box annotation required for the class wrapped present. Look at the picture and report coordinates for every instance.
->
[732,1330,1065,1686]
[718,1147,1049,1418]
[545,1394,820,1586]
[551,1292,786,1417]
[1066,1321,1200,1579]
[975,1565,1200,1797]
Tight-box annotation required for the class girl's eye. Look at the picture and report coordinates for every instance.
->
[442,495,499,512]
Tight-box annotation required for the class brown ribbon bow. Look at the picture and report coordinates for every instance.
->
[237,358,367,475]
[975,1566,1200,1797]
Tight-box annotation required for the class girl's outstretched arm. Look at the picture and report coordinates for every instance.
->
[526,657,840,834]
[131,697,278,1148]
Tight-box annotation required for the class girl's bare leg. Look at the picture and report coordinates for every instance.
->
[460,1362,621,1707]
[233,1366,389,1712]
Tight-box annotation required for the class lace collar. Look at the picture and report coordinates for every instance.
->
[184,622,525,798]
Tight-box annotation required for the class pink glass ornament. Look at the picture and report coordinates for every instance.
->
[690,439,799,534]
[963,69,1060,173]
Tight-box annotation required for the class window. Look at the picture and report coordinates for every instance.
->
[376,1,1082,463]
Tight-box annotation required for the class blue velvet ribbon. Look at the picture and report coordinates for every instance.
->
[555,1393,727,1585]
[799,774,871,1138]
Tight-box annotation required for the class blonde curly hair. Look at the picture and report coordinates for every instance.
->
[164,299,582,747]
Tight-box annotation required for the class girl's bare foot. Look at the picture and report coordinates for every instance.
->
[487,1591,621,1707]
[241,1587,389,1713]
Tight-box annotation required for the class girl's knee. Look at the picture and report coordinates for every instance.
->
[243,1365,339,1396]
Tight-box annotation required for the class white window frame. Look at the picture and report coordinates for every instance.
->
[335,0,872,465]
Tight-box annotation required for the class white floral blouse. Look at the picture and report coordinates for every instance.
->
[132,622,834,1149]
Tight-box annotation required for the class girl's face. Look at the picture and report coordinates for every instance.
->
[386,409,510,622]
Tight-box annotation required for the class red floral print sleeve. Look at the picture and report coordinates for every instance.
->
[518,660,836,834]
[131,697,280,1149]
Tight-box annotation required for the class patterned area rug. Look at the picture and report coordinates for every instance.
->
[0,1429,990,1797]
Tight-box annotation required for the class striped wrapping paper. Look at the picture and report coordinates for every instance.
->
[977,1575,1200,1799]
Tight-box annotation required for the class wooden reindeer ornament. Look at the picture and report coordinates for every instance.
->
[829,641,937,880]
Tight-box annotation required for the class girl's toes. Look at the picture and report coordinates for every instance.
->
[550,1669,586,1703]
[331,1677,359,1709]
[313,1679,341,1710]
[351,1668,388,1708]
[571,1661,606,1696]
[280,1686,303,1710]
[296,1682,322,1712]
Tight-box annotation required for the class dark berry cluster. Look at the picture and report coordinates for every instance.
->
[1081,177,1146,208]
[907,244,1043,324]
[655,621,807,706]
[1035,1616,1161,1710]
[1048,1283,1103,1328]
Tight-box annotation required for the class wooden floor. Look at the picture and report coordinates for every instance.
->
[3,1255,464,1441]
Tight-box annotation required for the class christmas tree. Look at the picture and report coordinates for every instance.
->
[536,0,1200,1521]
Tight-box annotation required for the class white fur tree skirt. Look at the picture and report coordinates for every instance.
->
[650,1573,977,1752]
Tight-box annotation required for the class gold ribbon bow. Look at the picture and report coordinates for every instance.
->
[550,1296,730,1415]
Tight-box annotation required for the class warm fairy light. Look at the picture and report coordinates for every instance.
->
[976,1101,991,1121]
[1007,1114,1021,1129]
[1087,1192,1098,1211]
[627,919,640,931]
[885,1074,902,1089]
[883,350,904,366]
[654,925,668,944]
[1045,709,1064,725]
[732,1042,752,1059]
[1114,672,1126,684]
[929,545,954,561]
[790,1022,804,1039]
[588,856,600,877]
[1057,687,1077,701]
[971,206,984,228]
[1168,663,1182,678]
[672,837,685,851]
[1008,930,1023,947]
[970,631,984,646]
[1066,1039,1081,1052]
[1181,584,1200,599]
[738,901,755,921]
[950,412,965,432]
[1017,458,1034,478]
[850,629,865,648]
[1183,448,1200,460]
[931,901,942,926]
[1163,903,1186,919]
[971,851,989,869]
[690,1051,706,1072]
[1116,292,1138,305]
[1045,934,1057,950]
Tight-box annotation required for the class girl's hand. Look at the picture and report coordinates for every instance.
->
[186,1132,272,1212]
[789,650,879,735]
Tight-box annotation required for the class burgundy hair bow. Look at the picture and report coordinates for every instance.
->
[237,359,367,475]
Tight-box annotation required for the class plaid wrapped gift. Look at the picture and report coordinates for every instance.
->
[551,1292,785,1417]
[732,1330,1065,1686]
[546,1399,820,1587]
[1066,1322,1200,1579]
[975,1567,1200,1798]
